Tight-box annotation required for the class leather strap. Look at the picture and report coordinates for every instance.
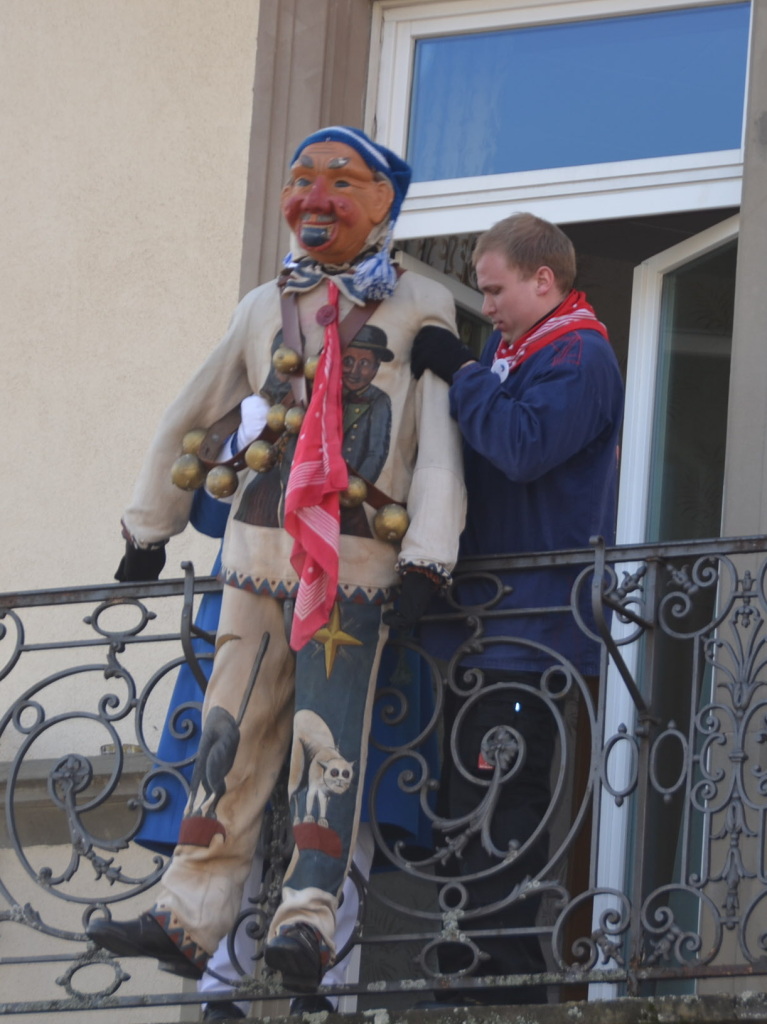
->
[197,425,404,507]
[278,265,405,358]
[346,464,406,511]
[279,289,308,407]
[198,406,244,463]
[338,298,382,348]
[197,269,407,486]
[198,411,282,471]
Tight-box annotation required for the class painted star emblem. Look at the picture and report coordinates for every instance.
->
[313,603,363,676]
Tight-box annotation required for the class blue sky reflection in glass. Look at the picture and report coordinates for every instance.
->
[407,3,750,181]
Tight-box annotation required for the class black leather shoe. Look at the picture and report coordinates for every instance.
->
[86,912,203,979]
[203,1001,245,1021]
[290,994,335,1014]
[264,922,326,993]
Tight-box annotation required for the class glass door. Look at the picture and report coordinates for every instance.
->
[615,215,739,548]
[646,242,737,542]
[592,215,739,999]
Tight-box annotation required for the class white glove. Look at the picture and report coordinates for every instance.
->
[215,394,271,461]
[235,394,271,450]
[207,395,272,503]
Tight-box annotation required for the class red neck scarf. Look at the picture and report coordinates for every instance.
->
[493,289,608,372]
[284,281,348,650]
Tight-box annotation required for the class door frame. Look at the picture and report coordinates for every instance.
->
[589,213,740,1000]
[616,214,740,549]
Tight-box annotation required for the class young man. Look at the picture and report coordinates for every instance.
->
[412,212,624,1004]
[87,126,465,995]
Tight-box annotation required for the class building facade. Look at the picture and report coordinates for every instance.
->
[2,0,767,1018]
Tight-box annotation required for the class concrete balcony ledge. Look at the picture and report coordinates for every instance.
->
[0,751,152,847]
[242,992,767,1024]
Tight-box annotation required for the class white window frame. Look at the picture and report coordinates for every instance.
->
[368,0,750,239]
[616,213,740,550]
[590,212,740,1001]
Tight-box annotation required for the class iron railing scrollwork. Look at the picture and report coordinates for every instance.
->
[1,537,767,1014]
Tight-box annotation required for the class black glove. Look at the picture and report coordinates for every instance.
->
[115,540,167,582]
[382,571,440,630]
[411,325,475,384]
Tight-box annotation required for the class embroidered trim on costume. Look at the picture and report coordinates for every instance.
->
[150,906,210,974]
[120,521,167,551]
[396,559,452,587]
[221,567,391,605]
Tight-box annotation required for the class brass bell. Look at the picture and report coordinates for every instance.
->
[284,407,306,434]
[266,403,287,433]
[205,464,239,498]
[272,346,303,375]
[340,475,368,508]
[373,503,410,543]
[171,453,207,491]
[181,428,207,455]
[245,440,277,472]
[304,354,321,381]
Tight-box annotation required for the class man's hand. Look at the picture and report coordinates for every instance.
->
[411,325,475,385]
[382,570,440,630]
[115,540,167,583]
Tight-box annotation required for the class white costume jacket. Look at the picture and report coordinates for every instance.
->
[122,271,466,599]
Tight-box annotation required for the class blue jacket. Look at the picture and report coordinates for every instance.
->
[425,325,624,674]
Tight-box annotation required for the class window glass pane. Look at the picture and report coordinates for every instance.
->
[646,240,736,542]
[407,3,750,181]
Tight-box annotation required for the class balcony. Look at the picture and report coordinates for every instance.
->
[2,536,767,1020]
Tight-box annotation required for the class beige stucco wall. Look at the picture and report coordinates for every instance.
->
[0,4,261,1015]
[0,0,260,593]
[0,842,190,1022]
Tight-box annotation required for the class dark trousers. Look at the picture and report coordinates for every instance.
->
[436,668,556,1005]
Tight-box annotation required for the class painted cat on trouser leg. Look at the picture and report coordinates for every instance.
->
[292,710,355,828]
[264,601,385,991]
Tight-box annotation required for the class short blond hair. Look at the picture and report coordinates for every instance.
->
[473,213,576,293]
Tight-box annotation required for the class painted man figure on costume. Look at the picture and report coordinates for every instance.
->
[88,126,465,994]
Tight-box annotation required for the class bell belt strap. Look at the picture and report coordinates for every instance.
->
[196,273,406,510]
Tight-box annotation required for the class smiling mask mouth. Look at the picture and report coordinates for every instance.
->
[287,218,391,273]
[300,222,334,249]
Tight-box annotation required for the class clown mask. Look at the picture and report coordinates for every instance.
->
[281,141,395,267]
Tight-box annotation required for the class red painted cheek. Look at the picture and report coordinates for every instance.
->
[282,195,303,225]
[332,197,357,224]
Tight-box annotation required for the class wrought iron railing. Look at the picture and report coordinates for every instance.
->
[2,535,767,1015]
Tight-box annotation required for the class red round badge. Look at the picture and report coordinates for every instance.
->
[316,304,337,326]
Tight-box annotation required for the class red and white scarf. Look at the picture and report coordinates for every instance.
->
[493,289,608,373]
[284,281,349,650]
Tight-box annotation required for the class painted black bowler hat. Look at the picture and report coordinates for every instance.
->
[348,324,394,362]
